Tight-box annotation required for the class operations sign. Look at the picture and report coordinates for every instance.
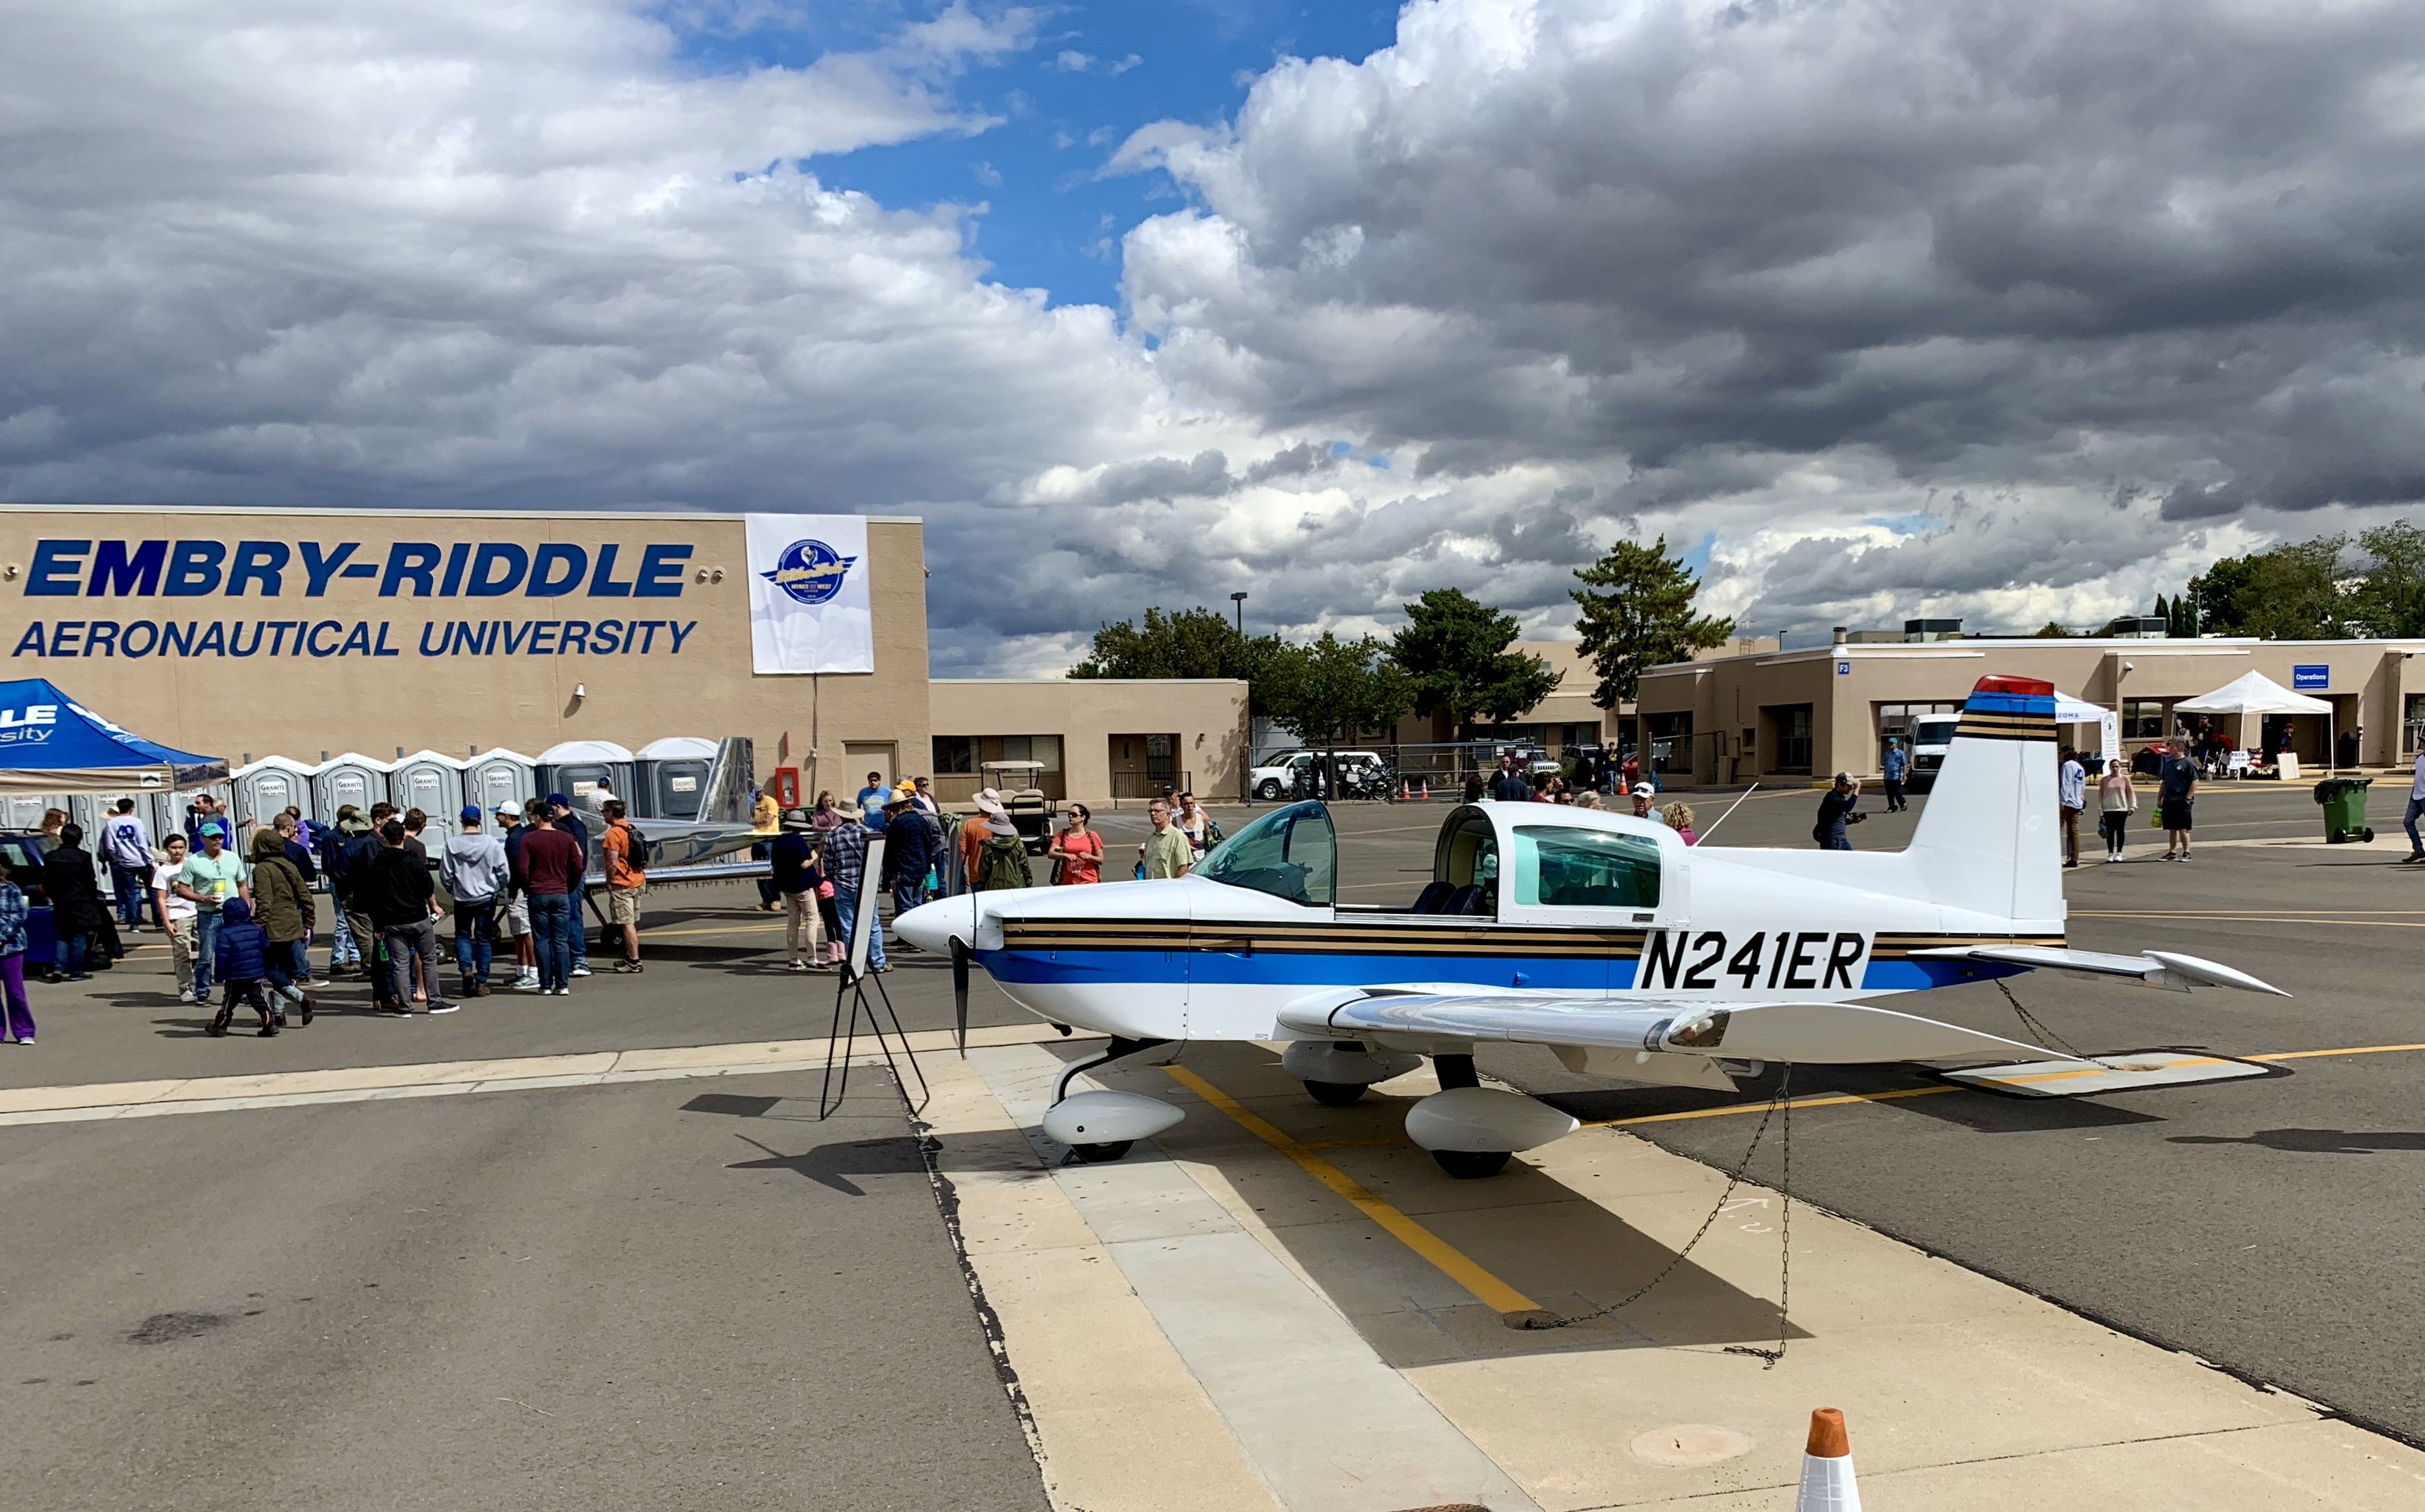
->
[747,513,872,674]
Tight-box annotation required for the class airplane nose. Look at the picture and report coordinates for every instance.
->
[893,896,959,954]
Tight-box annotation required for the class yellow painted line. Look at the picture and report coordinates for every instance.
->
[1591,1086,1958,1127]
[2250,1041,2425,1063]
[1162,1064,1542,1315]
[1588,1041,2425,1129]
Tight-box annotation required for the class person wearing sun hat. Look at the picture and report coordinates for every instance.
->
[882,788,937,943]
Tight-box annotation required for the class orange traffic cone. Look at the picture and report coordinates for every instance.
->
[1418,778,1430,801]
[1795,1408,1861,1511]
[1399,778,1411,801]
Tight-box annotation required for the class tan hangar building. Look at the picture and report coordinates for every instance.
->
[0,505,1248,807]
[1635,626,2425,785]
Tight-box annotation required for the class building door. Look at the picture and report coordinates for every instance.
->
[1764,704,1814,775]
[1109,733,1179,800]
[844,741,899,787]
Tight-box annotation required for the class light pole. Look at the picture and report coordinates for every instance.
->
[1230,591,1247,635]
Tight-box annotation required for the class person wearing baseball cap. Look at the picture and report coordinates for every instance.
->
[492,801,538,991]
[440,805,510,997]
[1629,782,1657,818]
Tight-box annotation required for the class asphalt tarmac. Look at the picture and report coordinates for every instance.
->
[0,1069,1049,1512]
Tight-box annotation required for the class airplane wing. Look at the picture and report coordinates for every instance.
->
[1907,944,2288,996]
[1277,989,2061,1066]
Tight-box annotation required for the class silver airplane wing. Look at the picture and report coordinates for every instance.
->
[1906,944,2288,996]
[1277,988,2063,1066]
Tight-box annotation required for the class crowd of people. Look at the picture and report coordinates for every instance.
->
[1,789,655,1041]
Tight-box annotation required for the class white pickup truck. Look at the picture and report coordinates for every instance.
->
[1249,750,1388,801]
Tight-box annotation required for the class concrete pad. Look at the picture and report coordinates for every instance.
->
[1626,1419,2425,1511]
[0,1077,185,1113]
[915,1050,1282,1512]
[970,1042,1542,1512]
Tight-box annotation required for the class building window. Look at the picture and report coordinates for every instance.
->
[1877,702,1959,740]
[995,734,1063,772]
[1766,704,1814,774]
[932,736,977,774]
[2407,694,2425,756]
[2122,700,2172,742]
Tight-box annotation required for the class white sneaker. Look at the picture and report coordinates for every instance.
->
[177,989,197,1004]
[512,977,543,992]
[570,966,592,979]
[550,986,570,996]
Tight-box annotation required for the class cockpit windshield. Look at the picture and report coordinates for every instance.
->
[1196,800,1336,906]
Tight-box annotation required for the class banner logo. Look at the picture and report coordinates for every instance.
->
[760,540,856,607]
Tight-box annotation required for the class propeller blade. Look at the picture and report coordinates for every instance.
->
[952,938,971,1057]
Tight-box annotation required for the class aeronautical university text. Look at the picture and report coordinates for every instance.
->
[10,618,700,660]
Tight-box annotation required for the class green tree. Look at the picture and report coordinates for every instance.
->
[2151,593,2169,628]
[2188,535,2353,640]
[1570,538,1737,709]
[1387,588,1560,739]
[1258,634,1415,746]
[2035,622,2074,638]
[2351,520,2425,637]
[1069,607,1287,715]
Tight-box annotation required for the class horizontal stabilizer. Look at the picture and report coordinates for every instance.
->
[1910,944,2289,997]
[1280,989,2061,1067]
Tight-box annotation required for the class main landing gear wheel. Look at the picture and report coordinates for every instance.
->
[1432,1150,1511,1179]
[1067,1140,1134,1164]
[1304,1079,1368,1106]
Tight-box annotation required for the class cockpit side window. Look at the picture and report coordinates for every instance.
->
[1511,826,1663,910]
[1198,800,1337,906]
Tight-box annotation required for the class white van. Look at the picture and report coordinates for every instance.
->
[1904,713,1962,793]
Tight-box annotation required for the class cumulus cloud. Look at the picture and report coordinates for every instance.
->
[1119,0,2425,638]
[8,0,2425,674]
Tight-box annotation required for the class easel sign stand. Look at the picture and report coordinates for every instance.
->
[817,834,931,1119]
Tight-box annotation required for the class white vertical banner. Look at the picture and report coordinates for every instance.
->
[746,513,875,674]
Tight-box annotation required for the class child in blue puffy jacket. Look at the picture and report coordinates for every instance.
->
[208,898,277,1037]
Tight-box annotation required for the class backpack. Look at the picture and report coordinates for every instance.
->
[617,821,651,872]
[976,836,1032,891]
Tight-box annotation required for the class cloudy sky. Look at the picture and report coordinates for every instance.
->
[6,0,2423,673]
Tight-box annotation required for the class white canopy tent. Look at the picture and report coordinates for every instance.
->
[2053,691,2119,764]
[2173,671,2335,775]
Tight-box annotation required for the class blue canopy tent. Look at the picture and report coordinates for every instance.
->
[0,678,227,793]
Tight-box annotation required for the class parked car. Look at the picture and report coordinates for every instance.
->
[981,760,1059,855]
[0,830,60,968]
[1249,750,1390,801]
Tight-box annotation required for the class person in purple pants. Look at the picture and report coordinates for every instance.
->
[0,861,34,1045]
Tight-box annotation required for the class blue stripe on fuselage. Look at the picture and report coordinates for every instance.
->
[977,948,2024,995]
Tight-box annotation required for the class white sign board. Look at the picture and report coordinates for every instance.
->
[847,835,886,980]
[746,513,874,674]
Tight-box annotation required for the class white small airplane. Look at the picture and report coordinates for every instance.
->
[896,676,2286,1176]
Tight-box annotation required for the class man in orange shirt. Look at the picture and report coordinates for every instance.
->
[601,799,646,973]
[963,790,1008,885]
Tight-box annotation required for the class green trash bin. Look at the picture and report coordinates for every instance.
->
[2313,777,2375,843]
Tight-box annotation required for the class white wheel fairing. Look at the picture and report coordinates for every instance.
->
[1403,1087,1579,1153]
[1041,1090,1184,1147]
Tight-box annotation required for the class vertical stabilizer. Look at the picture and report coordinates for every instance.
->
[1907,676,2062,924]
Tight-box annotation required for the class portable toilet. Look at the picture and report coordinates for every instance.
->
[465,749,539,820]
[536,740,636,814]
[636,736,719,820]
[312,753,393,825]
[1,793,59,832]
[390,751,469,841]
[232,756,317,831]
